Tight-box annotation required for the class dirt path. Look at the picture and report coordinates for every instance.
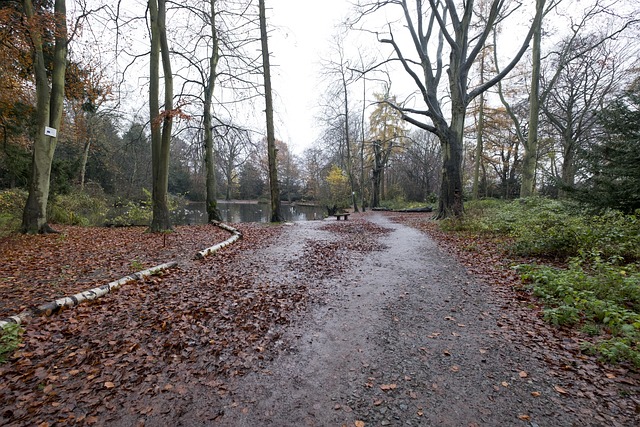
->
[189,212,633,426]
[4,214,635,426]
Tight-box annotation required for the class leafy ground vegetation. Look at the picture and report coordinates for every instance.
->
[394,197,640,367]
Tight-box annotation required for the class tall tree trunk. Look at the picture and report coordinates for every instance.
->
[204,0,222,222]
[360,75,366,211]
[259,0,282,222]
[21,0,67,234]
[79,139,91,190]
[342,75,358,213]
[435,103,465,219]
[149,0,173,232]
[521,0,545,197]
[472,54,487,200]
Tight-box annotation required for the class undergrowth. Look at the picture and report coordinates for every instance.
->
[0,323,23,364]
[519,259,640,366]
[441,197,640,366]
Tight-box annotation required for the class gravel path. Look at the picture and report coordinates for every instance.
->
[205,212,623,427]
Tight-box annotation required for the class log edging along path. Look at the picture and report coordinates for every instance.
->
[0,221,243,330]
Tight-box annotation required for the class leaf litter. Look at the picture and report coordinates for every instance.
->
[1,214,639,426]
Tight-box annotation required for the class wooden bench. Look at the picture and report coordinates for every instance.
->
[334,213,350,220]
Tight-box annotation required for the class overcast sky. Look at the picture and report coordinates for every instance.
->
[268,0,354,154]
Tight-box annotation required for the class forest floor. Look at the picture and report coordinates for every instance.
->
[0,212,639,426]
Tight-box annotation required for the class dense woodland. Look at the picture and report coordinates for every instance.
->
[0,0,638,230]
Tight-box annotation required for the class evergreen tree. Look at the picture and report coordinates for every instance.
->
[573,85,640,213]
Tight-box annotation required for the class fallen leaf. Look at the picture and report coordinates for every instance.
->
[355,421,365,427]
[519,371,528,378]
[501,381,509,387]
[380,384,397,391]
[450,365,460,372]
[531,391,541,397]
[373,399,383,406]
[518,414,531,421]
[554,385,569,395]
[104,381,115,389]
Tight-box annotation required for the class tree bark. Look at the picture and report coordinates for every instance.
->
[79,139,91,190]
[204,0,222,222]
[259,0,282,222]
[21,0,67,234]
[520,0,545,197]
[472,52,487,200]
[149,0,173,232]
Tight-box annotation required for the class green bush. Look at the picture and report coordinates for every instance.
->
[0,189,28,235]
[49,191,108,226]
[446,198,639,261]
[107,199,152,227]
[0,323,23,364]
[519,261,640,366]
[106,188,182,227]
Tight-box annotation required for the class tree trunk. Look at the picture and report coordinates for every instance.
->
[435,101,465,219]
[79,139,91,190]
[21,0,67,234]
[259,0,282,222]
[559,138,576,198]
[149,0,173,232]
[472,55,487,200]
[342,75,358,213]
[204,0,222,222]
[521,0,545,198]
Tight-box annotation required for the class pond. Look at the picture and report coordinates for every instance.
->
[172,201,326,225]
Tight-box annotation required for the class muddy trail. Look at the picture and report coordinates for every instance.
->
[2,213,638,426]
[156,213,637,426]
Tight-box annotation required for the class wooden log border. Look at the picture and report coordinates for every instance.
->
[0,221,242,330]
[195,221,243,259]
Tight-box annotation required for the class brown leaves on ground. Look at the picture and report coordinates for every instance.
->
[389,212,640,421]
[0,218,391,426]
[0,223,307,426]
[0,225,230,318]
[288,218,391,280]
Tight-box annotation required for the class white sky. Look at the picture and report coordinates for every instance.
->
[79,0,629,157]
[268,0,354,154]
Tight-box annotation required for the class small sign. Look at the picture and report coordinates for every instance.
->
[44,127,57,138]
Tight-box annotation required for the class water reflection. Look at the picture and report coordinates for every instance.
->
[172,201,326,225]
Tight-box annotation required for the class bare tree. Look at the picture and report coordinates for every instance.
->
[320,35,364,212]
[258,0,282,222]
[148,0,174,232]
[541,33,622,196]
[355,0,542,218]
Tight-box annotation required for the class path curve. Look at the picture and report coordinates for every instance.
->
[182,212,631,426]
